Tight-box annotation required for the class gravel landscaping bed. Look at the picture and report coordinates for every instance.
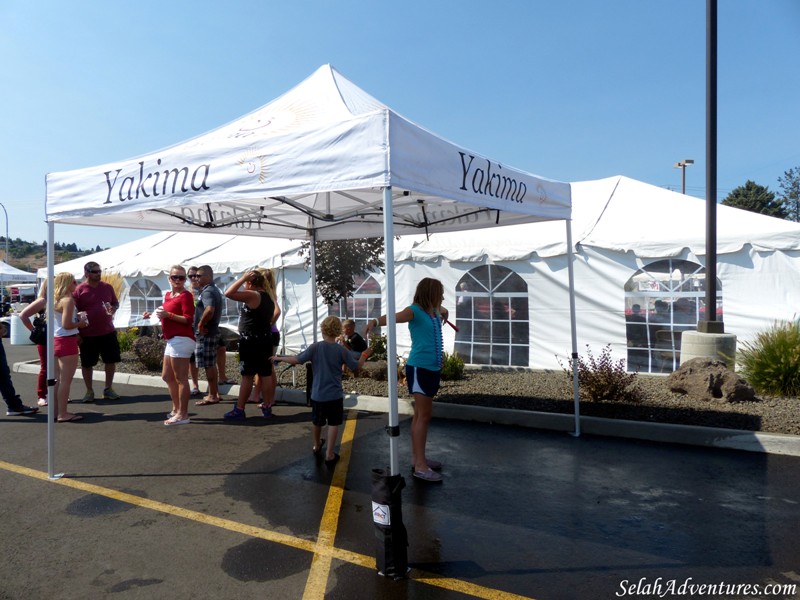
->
[116,353,800,436]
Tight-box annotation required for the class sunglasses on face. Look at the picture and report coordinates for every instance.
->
[188,274,200,278]
[170,275,186,281]
[86,269,102,274]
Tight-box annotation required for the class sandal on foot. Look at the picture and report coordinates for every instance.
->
[324,453,340,467]
[413,468,443,483]
[220,378,237,385]
[410,459,443,472]
[164,416,191,426]
[57,414,84,423]
[196,398,220,406]
[313,438,325,455]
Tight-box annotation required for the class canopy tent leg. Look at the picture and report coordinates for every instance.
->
[46,221,62,478]
[373,185,407,577]
[566,219,581,437]
[381,186,401,476]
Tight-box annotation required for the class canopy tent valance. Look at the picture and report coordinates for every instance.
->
[44,64,575,481]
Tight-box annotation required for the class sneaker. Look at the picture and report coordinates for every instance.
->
[259,404,273,418]
[6,405,39,416]
[102,387,121,401]
[223,407,246,421]
[73,390,95,404]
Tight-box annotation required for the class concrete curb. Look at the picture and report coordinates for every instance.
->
[15,360,800,457]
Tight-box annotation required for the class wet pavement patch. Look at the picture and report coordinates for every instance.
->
[66,494,136,518]
[222,538,311,582]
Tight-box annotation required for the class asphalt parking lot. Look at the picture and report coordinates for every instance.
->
[1,342,799,600]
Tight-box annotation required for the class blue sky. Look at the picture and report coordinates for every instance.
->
[1,1,798,250]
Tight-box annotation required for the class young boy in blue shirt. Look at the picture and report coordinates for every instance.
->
[273,316,371,466]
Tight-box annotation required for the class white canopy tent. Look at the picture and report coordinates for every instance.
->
[44,64,574,478]
[0,259,37,282]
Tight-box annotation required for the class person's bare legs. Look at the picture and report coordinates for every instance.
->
[236,374,255,410]
[103,362,116,390]
[312,423,324,453]
[81,365,94,396]
[249,375,261,403]
[205,365,220,400]
[324,424,340,462]
[56,354,79,420]
[162,356,179,416]
[217,344,227,381]
[190,360,199,390]
[171,357,191,419]
[411,393,433,472]
[264,369,277,408]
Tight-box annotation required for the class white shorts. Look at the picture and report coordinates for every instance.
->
[165,336,196,359]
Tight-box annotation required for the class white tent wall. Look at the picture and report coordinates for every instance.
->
[717,249,800,338]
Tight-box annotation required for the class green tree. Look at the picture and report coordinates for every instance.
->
[300,238,385,305]
[778,167,800,223]
[721,180,786,219]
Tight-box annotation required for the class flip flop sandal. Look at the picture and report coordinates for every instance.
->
[196,398,220,406]
[313,438,325,455]
[57,414,84,423]
[412,468,443,483]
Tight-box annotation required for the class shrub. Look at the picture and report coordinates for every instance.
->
[440,351,465,381]
[369,334,387,361]
[117,327,139,353]
[738,320,800,396]
[561,344,642,403]
[132,336,166,371]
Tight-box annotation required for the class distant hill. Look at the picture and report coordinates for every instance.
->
[1,238,103,273]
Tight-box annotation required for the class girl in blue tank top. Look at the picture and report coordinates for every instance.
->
[364,277,449,483]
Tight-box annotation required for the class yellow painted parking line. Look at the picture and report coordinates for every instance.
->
[0,451,535,600]
[303,409,359,599]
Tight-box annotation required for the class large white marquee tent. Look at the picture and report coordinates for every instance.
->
[43,65,575,477]
[45,175,800,378]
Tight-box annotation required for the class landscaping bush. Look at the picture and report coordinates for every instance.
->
[441,351,465,381]
[132,336,166,371]
[117,327,139,353]
[369,333,387,361]
[738,320,800,396]
[561,344,642,403]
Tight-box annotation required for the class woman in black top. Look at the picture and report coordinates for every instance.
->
[222,270,275,421]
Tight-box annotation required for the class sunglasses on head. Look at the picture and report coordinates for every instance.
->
[170,275,186,281]
[86,269,102,274]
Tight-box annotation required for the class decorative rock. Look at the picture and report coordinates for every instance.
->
[667,358,755,403]
[355,360,389,381]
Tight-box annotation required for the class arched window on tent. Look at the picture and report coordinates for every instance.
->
[454,265,529,366]
[127,278,163,327]
[624,258,722,373]
[327,274,382,333]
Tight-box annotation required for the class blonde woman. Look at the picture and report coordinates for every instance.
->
[53,272,89,422]
[248,267,282,417]
[19,281,48,406]
[365,278,448,482]
[223,270,274,420]
[144,265,195,425]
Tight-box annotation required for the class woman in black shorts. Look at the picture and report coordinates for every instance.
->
[222,270,275,421]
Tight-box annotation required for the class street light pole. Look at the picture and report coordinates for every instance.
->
[673,159,694,194]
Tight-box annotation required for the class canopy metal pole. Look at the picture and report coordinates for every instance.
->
[381,186,400,475]
[46,221,61,478]
[566,219,581,436]
[309,229,319,344]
